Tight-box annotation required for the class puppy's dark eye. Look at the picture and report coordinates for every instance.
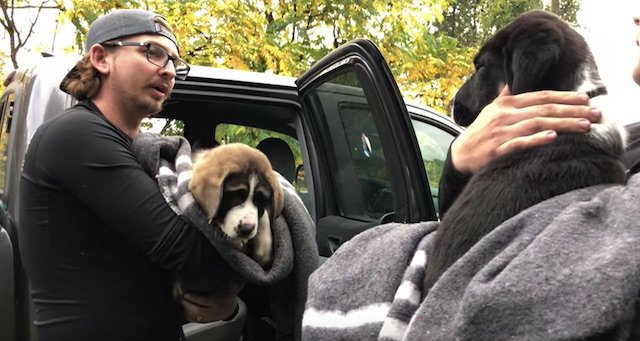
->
[253,191,270,208]
[225,189,249,205]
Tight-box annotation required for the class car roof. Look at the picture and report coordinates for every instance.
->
[9,55,461,136]
[406,101,463,133]
[187,65,297,88]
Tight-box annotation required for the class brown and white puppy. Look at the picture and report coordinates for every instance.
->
[423,10,628,294]
[189,143,284,267]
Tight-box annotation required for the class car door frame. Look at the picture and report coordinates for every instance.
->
[296,38,437,256]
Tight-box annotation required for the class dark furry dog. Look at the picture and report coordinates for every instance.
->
[423,10,627,293]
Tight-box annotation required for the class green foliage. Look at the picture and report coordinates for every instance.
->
[545,0,580,24]
[57,0,580,117]
[216,123,303,169]
[436,0,543,48]
[436,0,580,48]
[424,159,445,188]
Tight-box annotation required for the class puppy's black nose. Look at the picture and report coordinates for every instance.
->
[237,223,255,237]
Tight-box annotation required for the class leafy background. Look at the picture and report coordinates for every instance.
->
[0,0,580,113]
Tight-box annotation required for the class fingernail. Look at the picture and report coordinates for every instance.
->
[578,119,591,129]
[578,93,589,102]
[589,107,602,118]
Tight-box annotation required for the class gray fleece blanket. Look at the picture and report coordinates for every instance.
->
[303,173,640,340]
[132,133,320,339]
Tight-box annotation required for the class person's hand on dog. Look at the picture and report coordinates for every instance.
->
[451,87,602,175]
[180,286,239,323]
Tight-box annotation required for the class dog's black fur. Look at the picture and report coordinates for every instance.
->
[423,10,627,294]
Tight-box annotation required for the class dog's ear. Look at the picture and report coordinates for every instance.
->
[504,23,564,94]
[265,171,284,225]
[188,151,226,219]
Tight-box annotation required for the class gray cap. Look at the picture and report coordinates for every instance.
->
[84,9,178,52]
[60,9,178,95]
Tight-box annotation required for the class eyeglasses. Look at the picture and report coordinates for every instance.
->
[101,41,191,80]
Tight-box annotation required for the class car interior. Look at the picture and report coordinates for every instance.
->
[157,95,308,189]
[150,96,309,339]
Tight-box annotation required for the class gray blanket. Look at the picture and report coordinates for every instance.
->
[303,173,640,340]
[132,133,320,339]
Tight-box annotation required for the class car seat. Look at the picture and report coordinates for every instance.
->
[256,138,296,183]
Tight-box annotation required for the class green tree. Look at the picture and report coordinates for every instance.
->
[547,0,579,23]
[436,0,580,48]
[60,0,578,117]
[61,0,467,113]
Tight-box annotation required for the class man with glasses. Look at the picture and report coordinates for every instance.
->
[20,9,237,340]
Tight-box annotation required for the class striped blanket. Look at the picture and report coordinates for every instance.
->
[303,173,640,340]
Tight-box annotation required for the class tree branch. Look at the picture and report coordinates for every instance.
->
[20,0,58,49]
[1,0,61,69]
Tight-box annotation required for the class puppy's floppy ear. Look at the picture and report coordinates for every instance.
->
[265,170,284,224]
[188,150,228,219]
[504,23,564,94]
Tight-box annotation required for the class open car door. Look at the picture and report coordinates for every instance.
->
[296,39,438,257]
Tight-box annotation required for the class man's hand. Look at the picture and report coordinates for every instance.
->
[180,287,239,324]
[451,87,601,175]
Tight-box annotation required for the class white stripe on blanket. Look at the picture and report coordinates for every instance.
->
[409,249,426,267]
[302,303,390,328]
[177,169,191,186]
[176,154,192,167]
[378,318,407,340]
[159,165,174,177]
[177,194,195,211]
[393,282,421,306]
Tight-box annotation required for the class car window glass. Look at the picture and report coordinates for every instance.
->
[141,118,185,136]
[0,93,15,194]
[411,119,456,213]
[215,123,306,192]
[310,71,393,220]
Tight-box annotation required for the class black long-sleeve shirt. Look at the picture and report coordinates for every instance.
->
[437,148,470,218]
[19,100,223,341]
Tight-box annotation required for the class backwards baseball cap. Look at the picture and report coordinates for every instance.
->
[60,9,178,94]
[83,9,178,52]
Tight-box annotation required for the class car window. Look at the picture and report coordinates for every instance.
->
[411,119,456,213]
[310,72,394,220]
[141,118,185,136]
[215,123,307,191]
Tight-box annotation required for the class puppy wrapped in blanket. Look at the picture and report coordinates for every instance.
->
[134,133,320,337]
[189,143,284,268]
[423,10,628,293]
[132,135,285,297]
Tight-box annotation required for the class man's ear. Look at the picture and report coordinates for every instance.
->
[88,44,111,75]
[504,27,563,94]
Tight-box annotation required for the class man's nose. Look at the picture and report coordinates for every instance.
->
[160,61,177,79]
